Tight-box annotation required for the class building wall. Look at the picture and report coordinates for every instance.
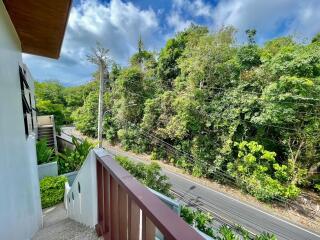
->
[0,2,42,239]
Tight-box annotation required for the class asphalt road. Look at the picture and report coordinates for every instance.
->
[61,127,320,240]
[105,147,320,240]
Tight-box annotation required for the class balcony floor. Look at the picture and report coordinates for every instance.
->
[33,203,100,240]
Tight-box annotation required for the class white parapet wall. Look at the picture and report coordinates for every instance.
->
[65,149,99,228]
[38,161,58,180]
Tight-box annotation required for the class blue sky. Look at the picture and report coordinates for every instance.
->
[23,0,320,86]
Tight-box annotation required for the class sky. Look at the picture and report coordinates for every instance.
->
[23,0,320,86]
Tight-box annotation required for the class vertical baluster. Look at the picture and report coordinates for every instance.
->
[118,186,128,240]
[128,198,140,240]
[103,169,110,239]
[110,176,119,240]
[95,160,104,237]
[142,214,156,240]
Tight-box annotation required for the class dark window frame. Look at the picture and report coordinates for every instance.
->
[19,66,31,137]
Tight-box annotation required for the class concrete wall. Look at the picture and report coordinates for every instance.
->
[38,162,58,180]
[0,2,42,239]
[66,149,98,228]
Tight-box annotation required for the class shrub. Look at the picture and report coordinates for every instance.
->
[115,155,171,196]
[218,225,237,240]
[58,136,93,174]
[36,139,55,164]
[40,176,67,208]
[181,206,277,240]
[255,232,277,240]
[180,206,214,237]
[228,141,300,201]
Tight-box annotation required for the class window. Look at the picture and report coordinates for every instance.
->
[19,66,31,137]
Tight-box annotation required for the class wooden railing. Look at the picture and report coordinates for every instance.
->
[95,152,204,240]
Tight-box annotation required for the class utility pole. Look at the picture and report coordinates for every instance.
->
[87,43,110,148]
[97,61,105,148]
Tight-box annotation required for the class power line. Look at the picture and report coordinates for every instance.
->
[208,86,320,103]
[124,125,319,220]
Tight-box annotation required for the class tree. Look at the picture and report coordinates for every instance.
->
[58,26,320,200]
[87,42,110,147]
[35,80,65,105]
[112,67,145,126]
[72,92,99,137]
[35,81,67,125]
[130,35,154,69]
[237,29,261,70]
[157,25,209,90]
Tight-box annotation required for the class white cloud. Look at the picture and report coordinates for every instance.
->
[23,0,320,85]
[23,0,160,85]
[168,0,214,33]
[167,12,193,32]
[212,0,320,42]
[173,0,213,18]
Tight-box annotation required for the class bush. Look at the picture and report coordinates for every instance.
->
[115,155,171,196]
[40,176,67,208]
[228,141,301,201]
[181,206,277,240]
[180,206,214,237]
[36,139,55,164]
[58,136,93,174]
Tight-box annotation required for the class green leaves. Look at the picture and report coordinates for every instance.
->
[115,156,171,196]
[180,206,214,237]
[36,139,55,164]
[229,141,301,201]
[40,176,67,208]
[58,136,93,174]
[72,92,99,137]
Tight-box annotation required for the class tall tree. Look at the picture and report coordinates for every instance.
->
[87,42,110,147]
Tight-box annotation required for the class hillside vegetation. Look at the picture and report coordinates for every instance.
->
[35,26,320,202]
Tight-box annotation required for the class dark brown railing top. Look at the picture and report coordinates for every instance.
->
[95,149,204,240]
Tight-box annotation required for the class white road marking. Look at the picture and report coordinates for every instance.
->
[165,170,320,238]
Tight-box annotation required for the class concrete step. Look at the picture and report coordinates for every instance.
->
[32,204,100,240]
[38,127,54,131]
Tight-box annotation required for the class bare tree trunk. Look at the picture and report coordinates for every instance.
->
[97,62,105,148]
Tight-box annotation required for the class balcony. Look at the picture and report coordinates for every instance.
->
[60,148,204,240]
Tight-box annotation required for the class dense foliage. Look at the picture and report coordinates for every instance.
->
[36,139,56,164]
[115,155,171,196]
[40,176,67,208]
[35,79,98,128]
[35,27,320,200]
[180,206,277,239]
[58,136,93,174]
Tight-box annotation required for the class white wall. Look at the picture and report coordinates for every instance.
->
[0,1,42,239]
[66,149,98,228]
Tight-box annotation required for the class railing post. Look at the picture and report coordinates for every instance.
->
[103,169,110,238]
[118,186,128,240]
[110,176,119,240]
[95,160,104,236]
[128,198,140,240]
[142,213,156,240]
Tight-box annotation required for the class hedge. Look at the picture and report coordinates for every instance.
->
[40,176,67,208]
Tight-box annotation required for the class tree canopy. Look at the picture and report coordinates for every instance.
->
[35,27,320,200]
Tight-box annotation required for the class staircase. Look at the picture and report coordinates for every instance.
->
[38,126,55,147]
[37,115,58,152]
